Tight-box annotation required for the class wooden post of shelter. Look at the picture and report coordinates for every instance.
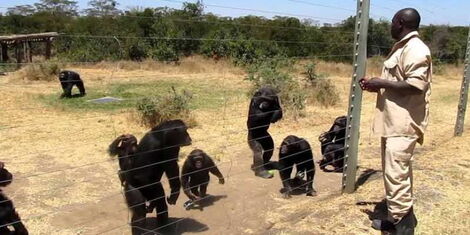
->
[15,42,22,68]
[45,39,52,60]
[1,43,7,62]
[28,41,33,62]
[23,42,27,63]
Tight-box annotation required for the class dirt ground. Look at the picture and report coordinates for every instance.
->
[1,58,469,234]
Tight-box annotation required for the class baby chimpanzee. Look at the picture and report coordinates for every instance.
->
[0,162,28,235]
[181,149,224,210]
[278,136,316,198]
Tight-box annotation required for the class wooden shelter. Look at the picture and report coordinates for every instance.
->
[0,32,59,64]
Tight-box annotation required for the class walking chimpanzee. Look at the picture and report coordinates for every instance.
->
[318,116,347,172]
[277,136,316,198]
[131,120,192,225]
[0,162,29,235]
[58,70,86,98]
[181,149,224,210]
[247,86,283,179]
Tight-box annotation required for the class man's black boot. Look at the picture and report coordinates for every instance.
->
[371,219,395,231]
[394,208,417,235]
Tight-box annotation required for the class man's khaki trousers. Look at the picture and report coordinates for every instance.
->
[381,136,417,223]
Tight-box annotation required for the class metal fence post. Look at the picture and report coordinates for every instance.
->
[342,0,370,194]
[454,28,470,137]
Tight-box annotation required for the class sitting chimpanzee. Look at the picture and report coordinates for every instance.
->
[181,149,224,210]
[58,70,86,98]
[247,86,283,179]
[0,162,29,235]
[130,120,192,225]
[108,134,147,235]
[277,135,316,198]
[318,116,347,172]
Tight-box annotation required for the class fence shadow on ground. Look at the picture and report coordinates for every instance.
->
[134,217,208,235]
[355,168,382,189]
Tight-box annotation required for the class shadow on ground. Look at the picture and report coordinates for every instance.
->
[355,168,382,189]
[185,194,228,211]
[133,217,208,235]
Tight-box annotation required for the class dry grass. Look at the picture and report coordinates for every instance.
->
[77,55,245,76]
[9,62,62,82]
[0,58,468,234]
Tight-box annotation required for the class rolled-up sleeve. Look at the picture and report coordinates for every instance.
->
[403,46,431,91]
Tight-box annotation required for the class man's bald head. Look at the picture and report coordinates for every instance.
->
[391,8,421,40]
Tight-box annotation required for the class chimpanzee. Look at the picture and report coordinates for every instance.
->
[108,134,147,234]
[58,70,86,98]
[318,116,347,172]
[278,135,316,198]
[181,149,224,210]
[0,162,29,235]
[130,120,192,225]
[247,86,283,179]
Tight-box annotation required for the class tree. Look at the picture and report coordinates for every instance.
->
[7,5,36,16]
[84,0,121,17]
[34,0,79,16]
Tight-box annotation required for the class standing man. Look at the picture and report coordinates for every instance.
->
[360,8,431,235]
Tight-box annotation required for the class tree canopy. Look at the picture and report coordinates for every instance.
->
[0,1,467,64]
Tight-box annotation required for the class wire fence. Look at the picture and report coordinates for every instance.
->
[0,0,469,234]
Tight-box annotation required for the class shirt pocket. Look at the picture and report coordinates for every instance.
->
[383,57,399,80]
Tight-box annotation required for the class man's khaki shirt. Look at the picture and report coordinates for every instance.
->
[373,31,432,145]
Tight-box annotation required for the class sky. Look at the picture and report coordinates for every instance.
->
[1,0,469,26]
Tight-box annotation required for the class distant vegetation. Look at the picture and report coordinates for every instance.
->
[1,0,468,65]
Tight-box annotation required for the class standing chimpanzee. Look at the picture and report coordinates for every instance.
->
[278,136,316,198]
[108,134,147,235]
[318,116,347,172]
[247,86,283,179]
[0,162,29,235]
[130,120,192,225]
[181,149,224,210]
[58,70,86,98]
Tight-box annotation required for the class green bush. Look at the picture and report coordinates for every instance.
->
[136,87,196,128]
[150,42,180,63]
[310,78,338,107]
[300,60,338,107]
[245,56,307,117]
[433,58,446,75]
[127,42,149,61]
[303,61,324,85]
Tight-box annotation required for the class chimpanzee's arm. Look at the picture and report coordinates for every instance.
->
[165,161,181,204]
[207,157,224,184]
[181,161,198,200]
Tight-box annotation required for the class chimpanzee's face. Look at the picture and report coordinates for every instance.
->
[280,136,300,155]
[121,135,138,152]
[254,87,280,111]
[175,126,192,147]
[192,156,204,169]
[59,72,66,80]
[253,86,283,123]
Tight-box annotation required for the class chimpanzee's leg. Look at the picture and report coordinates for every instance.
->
[76,80,86,97]
[154,182,168,225]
